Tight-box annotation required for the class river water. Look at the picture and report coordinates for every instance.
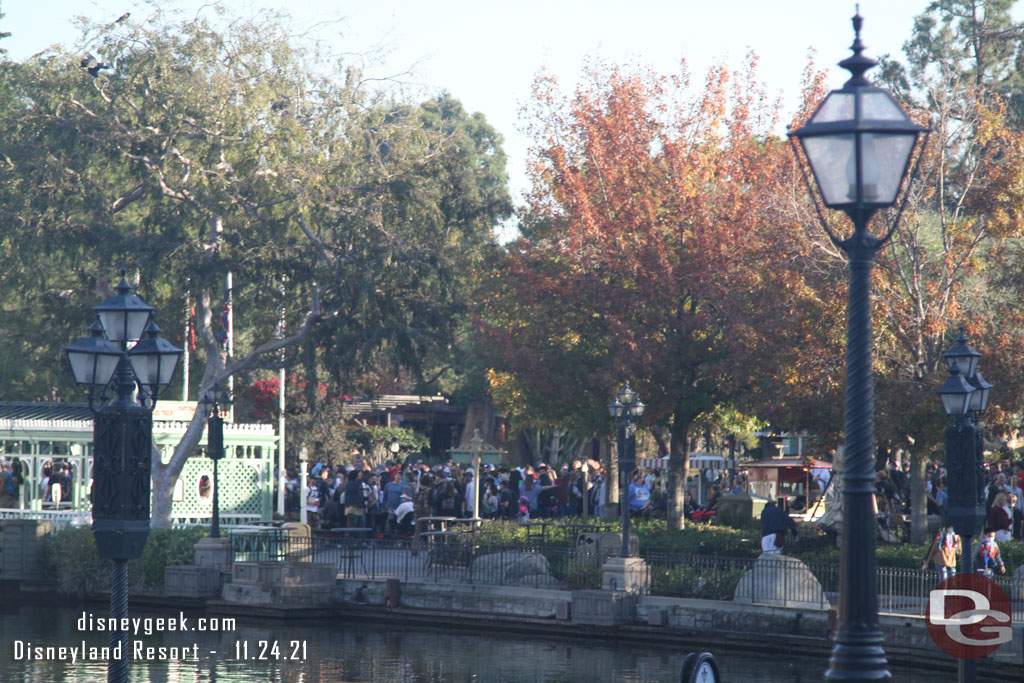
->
[0,602,974,682]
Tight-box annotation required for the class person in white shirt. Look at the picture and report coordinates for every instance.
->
[304,476,321,529]
[394,493,415,535]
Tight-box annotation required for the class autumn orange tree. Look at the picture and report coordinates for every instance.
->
[477,56,827,528]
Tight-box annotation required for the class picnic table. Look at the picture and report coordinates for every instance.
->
[327,527,373,545]
[228,525,289,561]
[520,521,551,543]
[422,529,475,568]
[418,516,459,532]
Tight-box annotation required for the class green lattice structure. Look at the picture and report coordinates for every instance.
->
[0,402,277,524]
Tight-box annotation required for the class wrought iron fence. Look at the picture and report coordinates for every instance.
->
[228,531,1024,622]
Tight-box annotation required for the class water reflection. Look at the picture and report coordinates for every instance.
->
[0,602,964,682]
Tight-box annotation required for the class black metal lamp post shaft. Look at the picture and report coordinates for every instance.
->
[209,411,224,539]
[827,223,891,680]
[619,419,636,558]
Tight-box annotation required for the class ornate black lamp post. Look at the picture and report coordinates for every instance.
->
[608,383,644,558]
[788,10,927,681]
[63,271,182,683]
[936,330,991,683]
[199,381,232,539]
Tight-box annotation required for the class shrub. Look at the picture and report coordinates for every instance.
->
[39,526,109,595]
[39,526,208,595]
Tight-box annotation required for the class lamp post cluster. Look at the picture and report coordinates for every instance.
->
[199,381,232,539]
[788,10,926,681]
[608,383,644,558]
[935,330,993,683]
[63,270,182,683]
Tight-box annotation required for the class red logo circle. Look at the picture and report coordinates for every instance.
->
[926,573,1012,659]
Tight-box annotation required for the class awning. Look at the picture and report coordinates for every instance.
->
[637,453,727,470]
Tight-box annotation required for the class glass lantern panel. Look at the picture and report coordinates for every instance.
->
[863,133,916,204]
[68,349,120,388]
[860,91,909,122]
[974,386,992,412]
[97,310,126,343]
[809,92,854,124]
[158,352,180,387]
[800,134,856,206]
[129,352,159,388]
[98,309,151,344]
[940,391,970,416]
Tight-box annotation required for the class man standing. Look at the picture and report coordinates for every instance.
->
[342,470,367,530]
[760,500,798,554]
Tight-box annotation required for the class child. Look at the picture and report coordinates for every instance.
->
[921,525,961,580]
[516,495,530,524]
[974,528,1006,578]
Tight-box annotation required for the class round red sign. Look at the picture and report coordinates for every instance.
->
[925,573,1012,659]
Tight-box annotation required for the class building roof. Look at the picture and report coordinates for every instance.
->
[0,402,92,421]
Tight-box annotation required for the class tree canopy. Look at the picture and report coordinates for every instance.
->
[0,5,510,524]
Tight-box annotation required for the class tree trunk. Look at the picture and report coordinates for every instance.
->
[667,410,691,530]
[459,400,496,446]
[151,285,222,528]
[910,451,928,544]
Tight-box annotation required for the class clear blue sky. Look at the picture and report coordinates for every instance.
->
[0,1,975,234]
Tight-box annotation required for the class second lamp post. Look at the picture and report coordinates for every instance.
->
[608,383,644,558]
[936,330,993,683]
[200,381,232,539]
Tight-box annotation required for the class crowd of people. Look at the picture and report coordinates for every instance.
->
[280,456,708,538]
[917,457,1023,579]
[0,457,71,508]
[276,452,758,544]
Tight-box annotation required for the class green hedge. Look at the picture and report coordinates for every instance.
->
[468,517,1022,573]
[39,526,208,595]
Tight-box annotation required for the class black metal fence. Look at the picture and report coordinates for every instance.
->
[228,531,1024,622]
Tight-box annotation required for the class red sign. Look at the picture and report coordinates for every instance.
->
[926,573,1012,659]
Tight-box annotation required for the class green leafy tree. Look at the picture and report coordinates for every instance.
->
[0,6,509,525]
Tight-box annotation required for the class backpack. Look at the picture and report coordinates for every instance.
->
[441,494,457,512]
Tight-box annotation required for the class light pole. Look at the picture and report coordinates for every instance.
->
[63,270,182,683]
[788,10,926,681]
[199,381,232,539]
[936,330,991,683]
[608,383,644,558]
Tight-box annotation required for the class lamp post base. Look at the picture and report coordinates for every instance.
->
[601,556,649,594]
[194,536,233,573]
[825,634,892,680]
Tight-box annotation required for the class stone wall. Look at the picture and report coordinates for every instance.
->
[331,577,1023,665]
[0,520,51,580]
[334,579,569,619]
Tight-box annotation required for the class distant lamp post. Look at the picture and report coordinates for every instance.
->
[936,329,991,683]
[608,382,644,558]
[199,381,232,539]
[63,270,182,683]
[788,10,927,681]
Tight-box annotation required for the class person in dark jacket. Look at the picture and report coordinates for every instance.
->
[761,500,798,554]
[343,470,366,529]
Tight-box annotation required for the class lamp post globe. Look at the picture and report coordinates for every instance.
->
[788,10,926,681]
